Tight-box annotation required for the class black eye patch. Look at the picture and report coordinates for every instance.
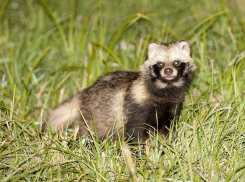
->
[177,62,189,76]
[179,62,187,69]
[149,63,163,78]
[153,64,160,75]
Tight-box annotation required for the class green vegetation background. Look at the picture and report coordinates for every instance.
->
[0,0,245,181]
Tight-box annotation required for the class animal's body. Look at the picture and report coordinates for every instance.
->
[42,40,196,143]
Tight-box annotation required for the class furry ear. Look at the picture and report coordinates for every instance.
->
[176,40,191,55]
[147,42,165,59]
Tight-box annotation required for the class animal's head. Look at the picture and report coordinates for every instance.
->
[139,40,196,88]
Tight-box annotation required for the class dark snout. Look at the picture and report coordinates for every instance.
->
[164,68,173,76]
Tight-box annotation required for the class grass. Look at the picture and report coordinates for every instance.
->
[0,0,245,181]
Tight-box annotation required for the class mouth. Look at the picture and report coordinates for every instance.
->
[163,76,175,80]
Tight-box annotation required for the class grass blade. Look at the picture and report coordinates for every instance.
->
[0,0,10,23]
[38,0,69,55]
[25,46,51,87]
[69,0,77,54]
[92,41,123,67]
[109,13,152,49]
[187,10,228,39]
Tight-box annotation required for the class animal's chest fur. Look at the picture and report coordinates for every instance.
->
[124,94,182,141]
[126,101,178,123]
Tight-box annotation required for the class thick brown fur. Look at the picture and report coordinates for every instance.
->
[42,40,196,143]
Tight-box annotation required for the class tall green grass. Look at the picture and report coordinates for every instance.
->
[0,0,245,181]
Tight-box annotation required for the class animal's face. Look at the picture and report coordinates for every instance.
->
[139,40,196,88]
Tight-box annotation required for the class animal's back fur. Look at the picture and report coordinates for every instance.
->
[43,71,139,139]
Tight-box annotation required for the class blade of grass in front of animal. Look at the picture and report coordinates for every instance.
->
[91,113,103,167]
[122,143,137,182]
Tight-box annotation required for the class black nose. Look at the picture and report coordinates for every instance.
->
[164,68,173,76]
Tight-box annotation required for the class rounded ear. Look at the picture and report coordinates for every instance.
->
[176,40,191,55]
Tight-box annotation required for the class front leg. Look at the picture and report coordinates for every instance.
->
[160,102,183,136]
[125,126,148,144]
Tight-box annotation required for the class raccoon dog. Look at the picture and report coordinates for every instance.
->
[42,40,196,143]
